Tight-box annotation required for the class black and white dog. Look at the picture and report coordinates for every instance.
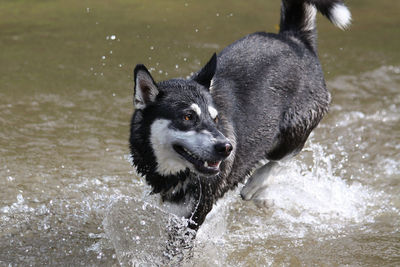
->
[130,0,351,231]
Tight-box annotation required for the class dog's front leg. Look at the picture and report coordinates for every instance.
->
[161,186,208,263]
[163,219,196,264]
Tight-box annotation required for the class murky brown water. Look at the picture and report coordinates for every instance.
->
[1,0,399,266]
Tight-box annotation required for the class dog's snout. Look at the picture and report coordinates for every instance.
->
[214,141,233,157]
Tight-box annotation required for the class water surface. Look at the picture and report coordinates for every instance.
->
[1,0,399,265]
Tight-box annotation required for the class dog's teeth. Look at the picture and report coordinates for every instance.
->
[184,148,192,156]
[204,161,208,167]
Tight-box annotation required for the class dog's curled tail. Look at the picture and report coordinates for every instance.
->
[279,0,351,50]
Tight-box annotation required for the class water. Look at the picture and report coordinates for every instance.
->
[1,0,399,265]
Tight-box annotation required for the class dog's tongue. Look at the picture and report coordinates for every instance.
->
[206,161,220,168]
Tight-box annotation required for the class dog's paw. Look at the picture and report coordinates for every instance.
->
[241,185,274,209]
[240,183,265,201]
[241,161,277,200]
[240,173,269,200]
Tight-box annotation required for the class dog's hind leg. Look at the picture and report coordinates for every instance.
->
[240,161,279,202]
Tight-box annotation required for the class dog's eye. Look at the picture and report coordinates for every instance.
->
[214,116,219,123]
[184,114,193,121]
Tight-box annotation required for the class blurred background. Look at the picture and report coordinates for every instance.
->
[0,0,399,265]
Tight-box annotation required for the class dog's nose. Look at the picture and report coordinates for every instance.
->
[214,141,233,157]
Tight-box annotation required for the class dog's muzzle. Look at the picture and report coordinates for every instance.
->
[172,139,233,176]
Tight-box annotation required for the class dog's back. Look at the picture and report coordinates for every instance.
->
[211,0,351,187]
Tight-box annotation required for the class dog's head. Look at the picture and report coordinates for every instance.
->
[130,54,233,177]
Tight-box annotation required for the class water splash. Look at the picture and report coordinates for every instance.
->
[103,196,196,266]
[103,139,391,266]
[260,143,375,227]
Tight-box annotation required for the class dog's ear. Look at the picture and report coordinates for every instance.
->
[192,53,217,90]
[133,64,159,109]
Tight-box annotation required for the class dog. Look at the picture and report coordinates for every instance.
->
[130,0,351,231]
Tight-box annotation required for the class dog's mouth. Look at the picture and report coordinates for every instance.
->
[173,144,221,175]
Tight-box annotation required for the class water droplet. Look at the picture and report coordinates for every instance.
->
[17,194,24,204]
[88,233,96,238]
[1,206,10,213]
